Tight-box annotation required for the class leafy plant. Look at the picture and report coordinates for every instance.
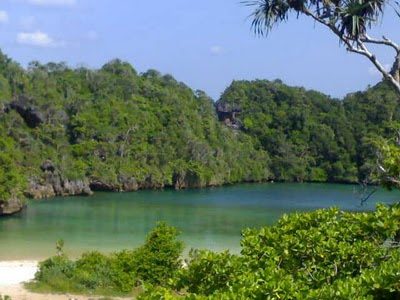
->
[138,203,400,299]
[29,223,184,295]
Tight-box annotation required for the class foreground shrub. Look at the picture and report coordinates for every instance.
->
[141,203,400,299]
[29,222,183,295]
[134,222,184,285]
[175,249,243,296]
[32,255,78,293]
[74,251,113,291]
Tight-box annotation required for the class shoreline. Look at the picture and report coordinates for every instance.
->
[1,180,371,218]
[0,260,38,286]
[0,260,129,299]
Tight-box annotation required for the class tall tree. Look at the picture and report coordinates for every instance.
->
[243,0,400,96]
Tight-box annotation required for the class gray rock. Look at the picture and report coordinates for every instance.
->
[90,179,119,191]
[215,100,243,129]
[216,101,242,114]
[9,95,44,128]
[26,175,93,199]
[40,160,56,172]
[118,174,139,191]
[26,176,56,199]
[0,197,25,215]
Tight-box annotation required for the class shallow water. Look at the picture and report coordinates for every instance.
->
[0,182,399,260]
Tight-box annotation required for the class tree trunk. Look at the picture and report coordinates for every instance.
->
[390,53,400,95]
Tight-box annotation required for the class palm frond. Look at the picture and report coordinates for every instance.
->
[242,0,291,36]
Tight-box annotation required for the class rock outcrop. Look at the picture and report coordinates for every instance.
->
[27,175,92,199]
[6,96,45,128]
[118,174,140,191]
[90,179,119,192]
[26,160,92,199]
[216,101,242,130]
[0,197,25,216]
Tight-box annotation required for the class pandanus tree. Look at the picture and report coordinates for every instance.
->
[243,0,400,96]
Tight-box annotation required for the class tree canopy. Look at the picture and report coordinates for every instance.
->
[0,50,399,204]
[0,50,270,204]
[218,79,399,183]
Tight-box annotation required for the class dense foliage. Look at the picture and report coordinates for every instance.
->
[28,222,184,296]
[0,50,399,204]
[31,204,400,299]
[218,79,400,183]
[0,51,269,203]
[0,136,25,202]
[139,203,400,299]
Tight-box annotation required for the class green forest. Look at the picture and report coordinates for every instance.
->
[0,50,398,213]
[219,79,399,183]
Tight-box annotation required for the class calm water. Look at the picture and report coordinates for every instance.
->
[1,183,400,260]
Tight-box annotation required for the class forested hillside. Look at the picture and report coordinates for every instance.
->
[0,51,269,214]
[0,50,398,214]
[218,80,399,183]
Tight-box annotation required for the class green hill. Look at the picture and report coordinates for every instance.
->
[0,50,398,215]
[0,52,269,214]
[217,79,399,183]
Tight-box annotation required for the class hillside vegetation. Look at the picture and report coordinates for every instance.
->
[218,80,399,183]
[0,51,398,212]
[0,51,269,211]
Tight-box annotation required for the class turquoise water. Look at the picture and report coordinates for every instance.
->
[0,183,399,260]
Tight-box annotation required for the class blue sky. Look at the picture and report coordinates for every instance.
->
[0,0,398,100]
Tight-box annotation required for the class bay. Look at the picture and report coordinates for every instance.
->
[0,182,399,260]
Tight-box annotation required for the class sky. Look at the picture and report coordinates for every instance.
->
[0,0,399,100]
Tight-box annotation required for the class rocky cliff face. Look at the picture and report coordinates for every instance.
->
[23,159,92,200]
[216,101,242,130]
[4,95,45,128]
[0,197,25,216]
[26,175,92,199]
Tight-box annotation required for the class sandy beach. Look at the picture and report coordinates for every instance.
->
[0,261,38,286]
[0,261,126,300]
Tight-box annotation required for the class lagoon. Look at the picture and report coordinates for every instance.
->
[1,183,399,260]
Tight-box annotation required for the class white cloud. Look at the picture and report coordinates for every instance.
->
[368,64,391,77]
[17,0,76,6]
[0,11,9,24]
[210,45,224,55]
[16,31,65,47]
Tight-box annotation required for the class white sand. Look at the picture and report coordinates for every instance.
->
[0,261,128,299]
[0,261,38,286]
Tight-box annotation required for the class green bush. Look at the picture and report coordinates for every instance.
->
[30,223,184,295]
[133,222,184,285]
[34,255,75,283]
[74,251,113,290]
[175,249,242,296]
[138,203,400,299]
[32,255,78,293]
[136,286,177,300]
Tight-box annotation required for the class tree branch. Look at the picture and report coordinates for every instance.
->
[360,35,400,52]
[301,8,400,96]
[354,180,379,206]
